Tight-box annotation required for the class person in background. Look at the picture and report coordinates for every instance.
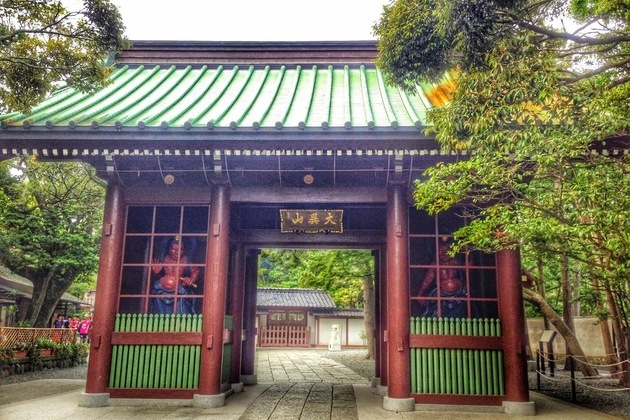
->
[53,314,65,328]
[69,315,80,343]
[69,315,80,330]
[78,314,92,343]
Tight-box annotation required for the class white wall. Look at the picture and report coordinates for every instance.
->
[526,317,611,358]
[316,317,366,347]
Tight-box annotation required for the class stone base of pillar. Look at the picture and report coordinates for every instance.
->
[231,382,244,393]
[193,393,226,408]
[376,385,387,396]
[503,401,536,416]
[383,396,415,412]
[371,377,380,388]
[78,392,109,407]
[241,374,257,385]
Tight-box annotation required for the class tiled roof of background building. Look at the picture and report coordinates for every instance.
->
[257,287,336,308]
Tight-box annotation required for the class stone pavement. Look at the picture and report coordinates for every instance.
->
[239,382,358,420]
[0,349,622,420]
[255,349,369,384]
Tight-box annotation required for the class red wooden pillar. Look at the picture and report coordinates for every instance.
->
[384,185,414,411]
[196,184,231,405]
[241,249,259,384]
[83,183,125,401]
[229,244,246,386]
[497,248,530,403]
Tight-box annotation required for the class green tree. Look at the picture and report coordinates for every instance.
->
[0,0,128,113]
[374,0,629,379]
[0,157,105,326]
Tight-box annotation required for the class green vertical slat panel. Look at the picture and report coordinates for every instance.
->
[420,318,428,394]
[115,314,126,388]
[124,314,135,388]
[119,314,130,387]
[467,349,475,394]
[444,348,451,394]
[165,345,173,388]
[472,319,481,395]
[172,344,180,388]
[193,314,202,389]
[456,348,464,394]
[489,319,496,395]
[410,318,417,393]
[443,318,451,394]
[183,315,192,389]
[433,348,440,394]
[462,349,469,394]
[482,319,490,393]
[171,314,178,388]
[498,351,505,395]
[438,318,445,393]
[480,349,488,395]
[147,314,157,388]
[438,348,445,393]
[139,314,149,388]
[109,314,120,388]
[474,349,481,395]
[427,348,435,394]
[461,319,470,394]
[155,315,164,388]
[175,314,184,388]
[130,314,139,388]
[486,349,494,395]
[427,318,434,393]
[450,348,457,394]
[415,317,421,393]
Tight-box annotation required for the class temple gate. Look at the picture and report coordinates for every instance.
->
[0,41,532,414]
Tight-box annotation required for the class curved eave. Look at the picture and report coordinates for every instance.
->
[0,125,441,158]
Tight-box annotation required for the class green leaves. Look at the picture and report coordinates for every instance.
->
[0,157,105,325]
[0,0,129,113]
[259,249,373,309]
[375,0,630,325]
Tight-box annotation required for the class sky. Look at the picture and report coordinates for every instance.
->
[109,0,391,42]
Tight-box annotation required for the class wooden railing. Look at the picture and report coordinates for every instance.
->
[0,327,76,348]
[410,317,504,396]
[259,325,311,347]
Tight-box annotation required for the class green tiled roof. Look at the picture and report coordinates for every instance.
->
[0,63,453,131]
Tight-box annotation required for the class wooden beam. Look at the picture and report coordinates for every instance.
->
[231,187,386,203]
[234,229,384,248]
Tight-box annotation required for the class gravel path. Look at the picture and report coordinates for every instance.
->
[2,349,629,418]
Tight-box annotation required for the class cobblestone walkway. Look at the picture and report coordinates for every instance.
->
[238,382,358,420]
[255,349,370,384]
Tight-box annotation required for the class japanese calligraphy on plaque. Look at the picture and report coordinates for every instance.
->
[280,210,343,234]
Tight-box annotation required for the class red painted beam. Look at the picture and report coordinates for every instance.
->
[409,335,503,350]
[110,332,202,345]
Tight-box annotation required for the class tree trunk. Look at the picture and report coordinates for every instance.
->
[591,277,621,376]
[35,286,68,327]
[522,287,598,377]
[537,258,551,330]
[362,264,375,360]
[24,270,73,327]
[24,272,53,326]
[560,255,575,363]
